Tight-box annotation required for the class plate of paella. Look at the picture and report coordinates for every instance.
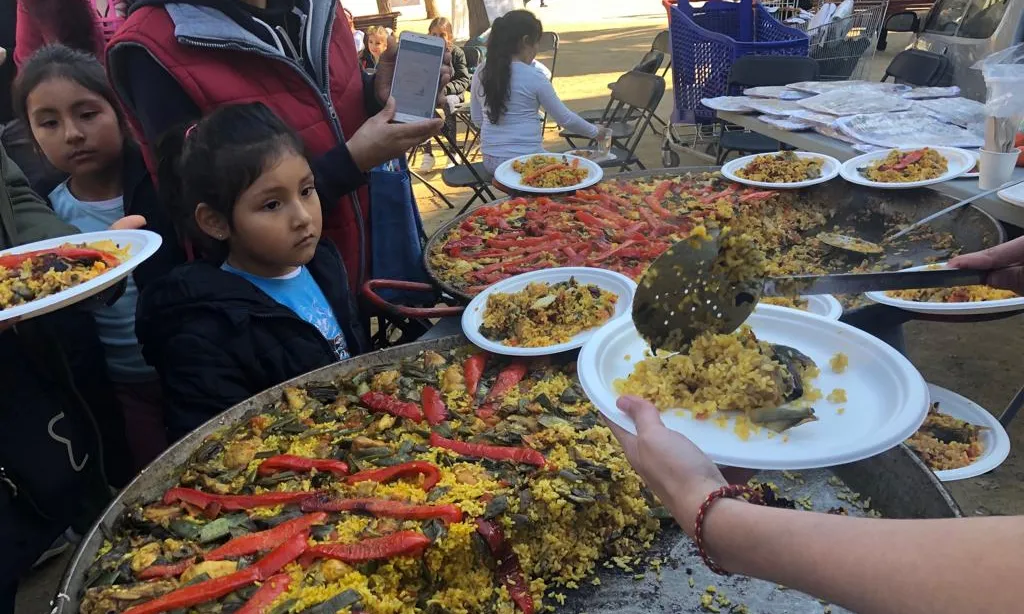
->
[759,294,843,320]
[0,229,162,323]
[494,153,603,194]
[577,306,929,470]
[840,146,974,189]
[463,267,636,356]
[721,151,841,189]
[865,263,1024,315]
[905,384,1010,481]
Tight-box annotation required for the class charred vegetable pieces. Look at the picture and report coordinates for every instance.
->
[81,348,659,614]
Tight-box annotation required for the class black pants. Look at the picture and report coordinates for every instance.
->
[0,488,66,614]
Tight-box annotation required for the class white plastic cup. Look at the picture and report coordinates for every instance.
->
[979,149,1018,189]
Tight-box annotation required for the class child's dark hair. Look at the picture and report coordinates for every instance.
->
[155,102,305,260]
[481,10,543,125]
[12,44,127,132]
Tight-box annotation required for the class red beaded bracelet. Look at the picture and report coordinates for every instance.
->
[694,484,763,575]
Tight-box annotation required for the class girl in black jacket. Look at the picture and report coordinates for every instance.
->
[139,102,370,441]
[419,17,472,172]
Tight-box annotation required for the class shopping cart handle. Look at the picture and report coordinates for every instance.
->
[361,279,465,319]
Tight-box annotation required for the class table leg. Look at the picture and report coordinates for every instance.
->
[999,385,1024,428]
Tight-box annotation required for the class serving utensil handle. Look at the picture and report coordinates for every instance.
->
[764,268,989,297]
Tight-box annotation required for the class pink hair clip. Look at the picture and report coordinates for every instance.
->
[185,123,198,139]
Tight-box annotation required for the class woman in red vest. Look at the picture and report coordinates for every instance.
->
[105,0,449,290]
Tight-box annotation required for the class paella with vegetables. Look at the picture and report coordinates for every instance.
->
[614,327,820,441]
[905,402,985,471]
[734,151,823,183]
[480,278,618,347]
[861,148,947,183]
[428,173,959,299]
[80,349,661,614]
[887,285,1017,303]
[511,155,589,189]
[0,240,125,309]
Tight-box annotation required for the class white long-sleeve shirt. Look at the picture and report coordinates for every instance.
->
[471,60,598,163]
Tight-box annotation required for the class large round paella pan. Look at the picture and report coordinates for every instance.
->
[57,336,959,614]
[423,169,1004,323]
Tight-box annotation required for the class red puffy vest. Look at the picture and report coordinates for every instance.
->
[106,4,371,289]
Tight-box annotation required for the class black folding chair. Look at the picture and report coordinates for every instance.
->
[537,31,560,131]
[583,51,665,126]
[651,29,672,79]
[882,49,951,87]
[435,124,495,214]
[715,55,819,164]
[562,71,665,173]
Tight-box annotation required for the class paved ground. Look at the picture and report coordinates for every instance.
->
[17,9,1024,613]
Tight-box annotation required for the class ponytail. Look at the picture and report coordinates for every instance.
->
[481,10,543,125]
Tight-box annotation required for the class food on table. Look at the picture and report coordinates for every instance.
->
[762,297,809,310]
[614,326,820,439]
[887,284,1017,303]
[905,401,985,471]
[734,151,823,183]
[827,388,847,403]
[830,352,848,374]
[80,348,660,614]
[860,148,947,183]
[0,240,126,309]
[511,154,589,188]
[480,277,618,347]
[567,149,607,161]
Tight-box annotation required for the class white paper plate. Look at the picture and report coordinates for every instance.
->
[840,146,974,189]
[998,180,1024,207]
[462,267,636,356]
[758,294,843,320]
[865,262,1024,315]
[566,149,618,163]
[722,151,841,189]
[0,230,162,323]
[922,384,1010,482]
[961,150,981,179]
[577,306,928,470]
[494,153,603,194]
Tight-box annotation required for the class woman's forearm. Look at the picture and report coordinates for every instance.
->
[699,499,1024,613]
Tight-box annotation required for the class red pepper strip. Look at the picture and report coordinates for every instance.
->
[473,252,542,276]
[344,461,442,491]
[123,532,307,614]
[643,195,675,218]
[257,455,349,477]
[0,245,121,270]
[307,531,431,564]
[444,235,484,251]
[302,495,464,523]
[420,386,449,426]
[738,190,778,203]
[893,149,924,170]
[359,392,424,422]
[590,240,638,264]
[476,519,534,614]
[653,180,673,201]
[429,432,546,467]
[205,513,327,561]
[575,210,616,230]
[485,236,550,249]
[137,557,195,580]
[236,574,292,614]
[463,352,488,399]
[253,530,309,578]
[163,488,316,511]
[484,363,528,405]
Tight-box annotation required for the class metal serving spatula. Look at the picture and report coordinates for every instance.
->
[632,232,988,353]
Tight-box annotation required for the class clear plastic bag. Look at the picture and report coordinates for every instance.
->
[972,43,1024,118]
[699,96,756,113]
[797,90,913,116]
[834,111,984,148]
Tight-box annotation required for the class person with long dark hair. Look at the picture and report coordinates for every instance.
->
[470,10,605,173]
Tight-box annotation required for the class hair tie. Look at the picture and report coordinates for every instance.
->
[185,123,198,139]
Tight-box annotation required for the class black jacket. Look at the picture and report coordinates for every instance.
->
[445,45,471,97]
[136,241,370,441]
[120,142,187,291]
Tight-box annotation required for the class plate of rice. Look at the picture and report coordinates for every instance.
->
[905,384,1009,481]
[463,267,636,356]
[0,230,162,323]
[759,294,843,319]
[577,306,928,470]
[865,262,1024,315]
[840,146,974,189]
[722,151,841,189]
[495,153,603,194]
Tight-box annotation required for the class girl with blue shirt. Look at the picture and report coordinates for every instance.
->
[13,45,185,468]
[139,102,369,441]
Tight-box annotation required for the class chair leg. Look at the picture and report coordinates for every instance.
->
[409,169,455,209]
